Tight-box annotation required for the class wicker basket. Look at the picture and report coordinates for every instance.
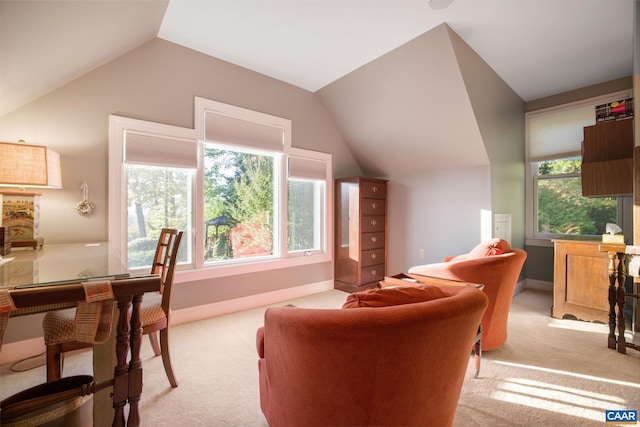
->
[1,375,94,427]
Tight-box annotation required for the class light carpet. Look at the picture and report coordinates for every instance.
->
[1,289,639,426]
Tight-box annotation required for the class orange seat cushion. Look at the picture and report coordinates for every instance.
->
[342,285,447,308]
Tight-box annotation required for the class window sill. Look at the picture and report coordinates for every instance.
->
[526,234,604,248]
[525,238,553,248]
[173,252,331,283]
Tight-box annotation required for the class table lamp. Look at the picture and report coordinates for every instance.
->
[0,141,62,249]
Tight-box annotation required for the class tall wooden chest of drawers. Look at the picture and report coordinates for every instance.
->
[334,177,388,292]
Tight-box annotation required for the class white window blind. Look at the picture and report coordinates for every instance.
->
[288,157,327,180]
[527,90,632,163]
[204,110,284,152]
[527,104,594,162]
[124,132,198,168]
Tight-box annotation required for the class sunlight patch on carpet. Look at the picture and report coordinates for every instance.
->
[489,361,638,423]
[491,384,606,422]
[498,378,625,407]
[546,318,608,334]
[493,360,640,389]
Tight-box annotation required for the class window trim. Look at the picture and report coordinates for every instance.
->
[525,89,632,246]
[109,98,333,282]
[108,115,199,266]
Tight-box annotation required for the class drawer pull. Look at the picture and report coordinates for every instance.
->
[371,202,378,209]
[370,253,377,259]
[371,236,378,243]
[371,219,377,227]
[371,269,378,276]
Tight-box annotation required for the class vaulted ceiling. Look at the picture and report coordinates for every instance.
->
[0,1,634,176]
[1,0,633,117]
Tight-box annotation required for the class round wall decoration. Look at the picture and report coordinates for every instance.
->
[76,199,95,216]
[76,182,95,216]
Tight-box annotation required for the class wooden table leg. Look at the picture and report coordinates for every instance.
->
[615,253,627,354]
[113,295,132,427]
[127,294,144,427]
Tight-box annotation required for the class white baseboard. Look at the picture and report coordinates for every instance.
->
[170,280,334,326]
[1,280,334,365]
[524,279,553,292]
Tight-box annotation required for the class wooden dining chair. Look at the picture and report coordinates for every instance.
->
[42,229,184,388]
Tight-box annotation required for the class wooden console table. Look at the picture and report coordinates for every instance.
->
[599,244,639,354]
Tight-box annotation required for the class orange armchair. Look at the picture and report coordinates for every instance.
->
[256,285,488,427]
[408,238,526,351]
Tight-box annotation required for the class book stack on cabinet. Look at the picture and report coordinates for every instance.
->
[334,177,388,293]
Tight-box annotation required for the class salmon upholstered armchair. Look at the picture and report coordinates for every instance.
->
[408,238,527,351]
[256,285,488,427]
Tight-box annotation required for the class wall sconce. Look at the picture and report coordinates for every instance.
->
[0,140,62,249]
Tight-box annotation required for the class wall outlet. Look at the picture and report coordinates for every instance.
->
[419,249,425,259]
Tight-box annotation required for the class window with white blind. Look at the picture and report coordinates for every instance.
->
[525,90,632,243]
[287,156,327,254]
[109,98,332,279]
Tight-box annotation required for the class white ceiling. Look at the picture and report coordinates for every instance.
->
[159,0,634,99]
[0,0,634,117]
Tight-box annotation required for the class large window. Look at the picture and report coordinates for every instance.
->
[526,90,631,242]
[109,98,332,279]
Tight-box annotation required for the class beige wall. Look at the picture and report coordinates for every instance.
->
[387,166,492,273]
[525,76,632,112]
[0,38,362,343]
[317,24,490,179]
[318,23,525,273]
[449,26,526,250]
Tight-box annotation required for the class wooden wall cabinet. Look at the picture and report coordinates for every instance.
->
[581,119,633,197]
[334,177,388,293]
[552,239,610,323]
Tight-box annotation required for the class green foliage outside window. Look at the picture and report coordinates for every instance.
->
[127,166,190,269]
[204,146,274,261]
[537,158,616,235]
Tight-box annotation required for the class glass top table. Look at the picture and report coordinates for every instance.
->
[1,242,158,426]
[0,242,128,289]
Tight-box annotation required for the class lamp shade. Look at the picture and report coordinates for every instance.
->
[0,142,62,188]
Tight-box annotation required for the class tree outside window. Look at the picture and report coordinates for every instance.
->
[536,157,616,236]
[126,165,191,269]
[203,145,275,261]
